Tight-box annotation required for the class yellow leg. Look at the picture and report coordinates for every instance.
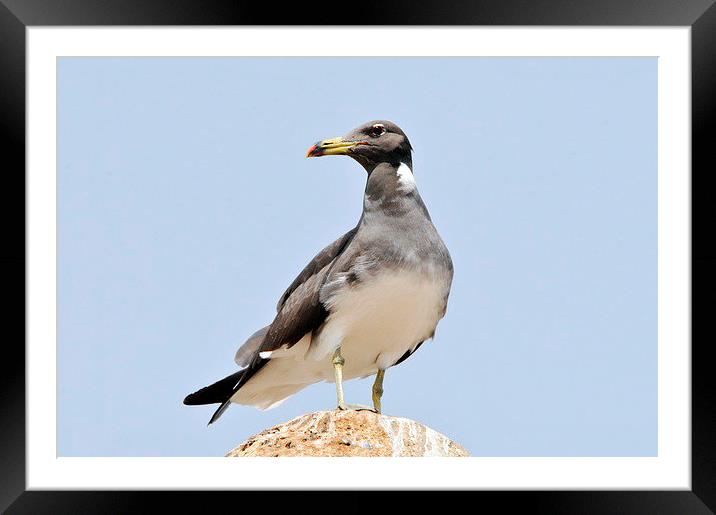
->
[372,369,385,414]
[332,347,347,409]
[331,348,377,412]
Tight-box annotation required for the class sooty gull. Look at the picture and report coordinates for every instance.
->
[184,120,453,424]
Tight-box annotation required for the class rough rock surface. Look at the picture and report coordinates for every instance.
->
[226,410,469,457]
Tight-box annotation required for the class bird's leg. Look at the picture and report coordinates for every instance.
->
[331,347,376,412]
[372,369,385,414]
[332,347,347,410]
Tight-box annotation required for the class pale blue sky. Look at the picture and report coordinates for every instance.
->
[58,57,656,457]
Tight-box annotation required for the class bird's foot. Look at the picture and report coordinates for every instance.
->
[336,403,377,413]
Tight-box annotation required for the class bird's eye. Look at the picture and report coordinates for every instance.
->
[369,124,386,138]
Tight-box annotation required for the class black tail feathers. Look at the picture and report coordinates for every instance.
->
[185,358,268,424]
[183,369,245,407]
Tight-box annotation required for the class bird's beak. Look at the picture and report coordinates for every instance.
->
[305,137,368,158]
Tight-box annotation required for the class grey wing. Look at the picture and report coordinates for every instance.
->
[233,227,358,368]
[234,326,269,367]
[392,341,424,367]
[208,228,359,423]
[276,227,358,311]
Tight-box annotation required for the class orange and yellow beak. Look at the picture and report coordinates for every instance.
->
[306,137,368,158]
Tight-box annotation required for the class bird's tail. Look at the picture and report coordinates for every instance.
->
[183,369,246,424]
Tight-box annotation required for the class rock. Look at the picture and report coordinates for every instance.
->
[226,410,469,457]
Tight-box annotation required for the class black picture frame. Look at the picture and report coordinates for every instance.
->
[2,1,714,513]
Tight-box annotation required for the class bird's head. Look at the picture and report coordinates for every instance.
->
[306,120,413,172]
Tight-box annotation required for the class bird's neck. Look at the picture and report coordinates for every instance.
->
[362,161,429,220]
[365,161,416,199]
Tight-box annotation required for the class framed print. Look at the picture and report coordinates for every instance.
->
[3,0,714,512]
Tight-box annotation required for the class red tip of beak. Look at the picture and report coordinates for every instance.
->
[306,144,320,158]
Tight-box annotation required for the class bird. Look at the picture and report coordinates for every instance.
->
[183,120,453,424]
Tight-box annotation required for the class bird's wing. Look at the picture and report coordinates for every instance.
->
[209,228,359,423]
[259,226,358,353]
[392,341,424,367]
[234,326,269,367]
[276,227,358,311]
[233,227,358,367]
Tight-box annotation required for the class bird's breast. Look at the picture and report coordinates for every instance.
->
[309,267,451,371]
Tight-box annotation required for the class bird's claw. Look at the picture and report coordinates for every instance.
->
[337,403,377,413]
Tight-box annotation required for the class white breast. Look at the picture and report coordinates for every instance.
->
[232,267,450,411]
[310,268,449,373]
